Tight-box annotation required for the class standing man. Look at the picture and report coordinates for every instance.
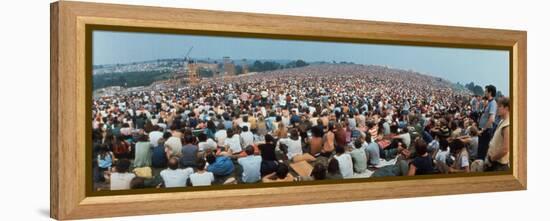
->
[477,85,497,160]
[485,97,510,171]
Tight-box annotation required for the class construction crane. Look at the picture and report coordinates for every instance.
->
[172,46,195,85]
[183,46,199,86]
[183,46,194,62]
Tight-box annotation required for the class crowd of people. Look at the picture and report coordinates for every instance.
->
[91,64,510,191]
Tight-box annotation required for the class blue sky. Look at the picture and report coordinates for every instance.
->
[93,30,510,95]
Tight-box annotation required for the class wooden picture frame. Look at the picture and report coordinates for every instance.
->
[50,1,527,220]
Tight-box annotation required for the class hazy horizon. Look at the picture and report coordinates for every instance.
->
[93,30,510,95]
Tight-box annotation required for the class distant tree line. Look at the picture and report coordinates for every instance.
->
[247,59,309,73]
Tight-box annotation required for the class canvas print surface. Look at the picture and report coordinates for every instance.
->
[90,30,511,193]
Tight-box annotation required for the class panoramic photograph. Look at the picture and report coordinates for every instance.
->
[91,30,510,191]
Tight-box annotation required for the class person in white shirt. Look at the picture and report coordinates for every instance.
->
[214,123,227,147]
[395,127,411,148]
[238,116,252,132]
[197,133,218,152]
[278,129,303,160]
[223,128,242,154]
[110,159,136,190]
[189,158,215,186]
[160,157,194,188]
[240,126,255,148]
[333,145,354,179]
[237,146,262,183]
[150,114,159,126]
[148,126,164,147]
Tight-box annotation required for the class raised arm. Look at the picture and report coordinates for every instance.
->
[407,164,416,176]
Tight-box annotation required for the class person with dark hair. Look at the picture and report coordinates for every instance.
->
[204,120,217,139]
[389,124,399,136]
[239,115,251,130]
[262,163,293,183]
[112,135,131,159]
[130,177,146,189]
[151,132,170,169]
[190,158,215,186]
[485,85,497,98]
[310,163,327,180]
[258,134,278,176]
[96,144,114,182]
[350,138,368,173]
[367,121,378,139]
[394,126,411,148]
[187,112,199,128]
[278,129,303,160]
[237,145,262,183]
[448,139,470,173]
[240,126,254,148]
[326,158,343,180]
[223,128,242,154]
[478,84,498,160]
[223,113,233,130]
[133,134,153,168]
[450,120,463,139]
[160,157,193,188]
[334,123,347,148]
[110,159,136,190]
[289,109,301,126]
[135,113,147,130]
[197,132,217,153]
[206,153,234,177]
[321,122,336,158]
[486,97,510,171]
[180,135,199,168]
[309,126,324,156]
[435,139,450,165]
[457,126,479,161]
[431,118,450,140]
[364,133,380,166]
[119,122,132,137]
[148,125,164,147]
[407,139,434,176]
[333,145,353,178]
[259,134,277,161]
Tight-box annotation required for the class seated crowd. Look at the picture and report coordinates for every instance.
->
[92,65,510,191]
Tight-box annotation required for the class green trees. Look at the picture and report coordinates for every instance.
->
[248,59,309,72]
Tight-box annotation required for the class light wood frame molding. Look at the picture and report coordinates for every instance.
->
[50,1,527,219]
